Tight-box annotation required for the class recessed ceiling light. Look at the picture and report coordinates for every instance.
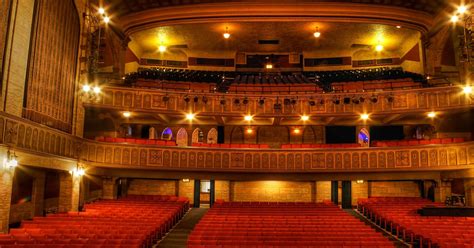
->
[186,113,195,120]
[301,115,310,121]
[360,113,369,120]
[396,25,401,29]
[451,15,459,23]
[123,111,131,118]
[375,44,384,52]
[463,85,473,94]
[244,115,253,121]
[158,45,167,52]
[427,112,436,118]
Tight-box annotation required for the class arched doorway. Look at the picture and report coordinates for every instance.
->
[161,127,173,140]
[207,128,218,144]
[230,126,244,144]
[192,128,204,144]
[302,127,316,144]
[176,128,188,147]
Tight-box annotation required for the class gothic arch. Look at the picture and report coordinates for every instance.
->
[230,126,244,144]
[192,128,204,144]
[161,127,173,140]
[207,128,218,144]
[176,128,188,147]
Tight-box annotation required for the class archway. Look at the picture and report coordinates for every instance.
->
[302,127,316,144]
[192,128,204,144]
[230,126,244,144]
[176,128,189,147]
[161,127,173,140]
[207,128,218,144]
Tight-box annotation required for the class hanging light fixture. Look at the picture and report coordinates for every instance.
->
[3,149,18,169]
[70,164,85,177]
[223,27,231,39]
[313,26,321,38]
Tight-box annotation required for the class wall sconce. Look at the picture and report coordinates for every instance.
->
[182,178,190,183]
[3,149,18,170]
[356,180,364,184]
[70,164,85,177]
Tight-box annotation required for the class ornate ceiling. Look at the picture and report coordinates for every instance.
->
[106,0,447,17]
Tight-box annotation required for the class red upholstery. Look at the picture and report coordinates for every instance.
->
[282,143,360,149]
[358,197,474,248]
[1,196,189,248]
[188,202,394,248]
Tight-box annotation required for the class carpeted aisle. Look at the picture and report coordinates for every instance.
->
[156,208,208,248]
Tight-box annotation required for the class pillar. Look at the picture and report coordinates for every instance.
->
[193,180,201,208]
[341,181,352,209]
[32,171,45,216]
[464,179,474,207]
[0,167,15,234]
[331,181,338,205]
[209,180,215,207]
[58,171,80,213]
[102,177,117,200]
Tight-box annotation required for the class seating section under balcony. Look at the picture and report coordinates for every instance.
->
[124,67,425,93]
[188,201,395,247]
[281,143,360,149]
[372,138,466,147]
[0,195,189,248]
[358,197,474,248]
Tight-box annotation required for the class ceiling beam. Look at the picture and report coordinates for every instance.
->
[153,114,170,124]
[382,114,402,124]
[214,116,225,125]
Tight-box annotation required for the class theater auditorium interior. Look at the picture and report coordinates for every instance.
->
[1,0,474,247]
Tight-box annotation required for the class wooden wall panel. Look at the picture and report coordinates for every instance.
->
[23,0,79,133]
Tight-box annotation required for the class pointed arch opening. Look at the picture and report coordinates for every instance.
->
[176,128,188,147]
[161,127,173,140]
[207,128,218,144]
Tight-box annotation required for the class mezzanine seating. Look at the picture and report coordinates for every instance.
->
[192,143,270,149]
[331,78,421,92]
[358,197,474,248]
[188,201,395,248]
[281,143,360,149]
[95,137,177,147]
[372,138,466,147]
[0,195,189,248]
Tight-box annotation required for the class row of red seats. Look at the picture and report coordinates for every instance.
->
[332,78,420,92]
[188,201,395,248]
[192,143,270,149]
[372,138,465,147]
[95,137,176,146]
[0,196,189,248]
[358,197,474,248]
[281,143,360,149]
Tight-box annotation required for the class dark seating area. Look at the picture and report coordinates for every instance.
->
[124,67,426,93]
[0,196,189,248]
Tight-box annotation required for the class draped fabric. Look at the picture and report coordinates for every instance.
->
[23,0,80,133]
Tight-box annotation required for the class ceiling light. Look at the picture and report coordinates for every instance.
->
[356,180,364,184]
[301,115,310,121]
[451,15,459,23]
[182,179,190,182]
[122,111,131,118]
[103,16,110,24]
[82,85,91,92]
[360,113,370,120]
[186,113,195,120]
[158,45,167,52]
[396,25,401,29]
[458,5,468,14]
[98,7,105,15]
[223,27,231,39]
[427,111,436,118]
[293,128,301,134]
[244,115,253,121]
[375,44,384,52]
[266,64,273,69]
[313,26,321,38]
[93,86,101,94]
[463,85,473,94]
[246,128,253,134]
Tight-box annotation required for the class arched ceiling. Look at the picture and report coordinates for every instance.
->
[106,0,447,17]
[130,22,420,56]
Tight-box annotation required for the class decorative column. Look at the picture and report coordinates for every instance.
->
[464,179,474,207]
[209,180,215,207]
[58,171,81,213]
[0,167,15,234]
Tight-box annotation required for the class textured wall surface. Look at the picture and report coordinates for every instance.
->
[231,181,313,202]
[128,179,177,196]
[370,181,421,197]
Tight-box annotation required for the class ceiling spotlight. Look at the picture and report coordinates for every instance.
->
[242,97,249,105]
[244,115,253,121]
[301,115,310,121]
[375,44,384,52]
[458,5,468,14]
[233,98,240,105]
[274,103,282,110]
[309,100,316,106]
[98,7,105,15]
[158,45,167,52]
[370,95,378,103]
[223,27,231,39]
[463,85,473,94]
[193,96,199,103]
[184,95,190,103]
[360,113,370,120]
[396,25,401,29]
[451,15,459,23]
[386,95,394,103]
[319,99,325,105]
[266,64,273,69]
[186,113,195,120]
[82,85,91,93]
[427,111,436,118]
[122,111,131,118]
[103,16,110,24]
[314,26,321,38]
[291,99,297,105]
[93,86,101,94]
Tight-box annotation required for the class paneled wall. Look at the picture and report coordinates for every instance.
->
[369,181,421,197]
[127,179,177,196]
[23,0,80,133]
[231,181,314,202]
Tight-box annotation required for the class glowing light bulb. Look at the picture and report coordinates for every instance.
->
[293,128,301,134]
[427,112,436,118]
[93,86,101,94]
[82,85,91,92]
[314,31,321,38]
[186,113,195,120]
[246,128,253,134]
[451,15,459,23]
[301,115,310,121]
[123,111,131,118]
[98,7,105,14]
[223,32,230,39]
[244,115,253,121]
[463,86,473,94]
[375,44,384,52]
[458,5,468,14]
[360,113,369,120]
[265,64,273,69]
[103,16,110,23]
[158,45,167,52]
